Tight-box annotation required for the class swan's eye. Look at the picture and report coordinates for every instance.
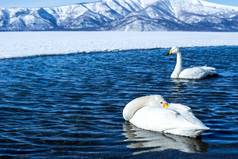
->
[160,101,163,104]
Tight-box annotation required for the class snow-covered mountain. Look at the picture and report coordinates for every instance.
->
[1,0,238,31]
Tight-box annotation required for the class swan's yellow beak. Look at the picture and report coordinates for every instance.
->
[163,102,169,109]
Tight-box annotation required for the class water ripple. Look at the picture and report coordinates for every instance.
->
[0,46,238,158]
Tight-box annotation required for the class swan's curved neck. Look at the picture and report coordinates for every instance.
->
[171,52,183,78]
[123,96,154,121]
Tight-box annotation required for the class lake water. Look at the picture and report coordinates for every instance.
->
[0,46,237,158]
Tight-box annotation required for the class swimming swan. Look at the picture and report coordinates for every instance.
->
[167,47,217,79]
[123,95,209,138]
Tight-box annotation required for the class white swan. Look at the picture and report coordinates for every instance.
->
[167,47,217,79]
[123,95,209,138]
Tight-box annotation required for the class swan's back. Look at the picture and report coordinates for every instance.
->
[179,66,217,79]
[169,103,205,127]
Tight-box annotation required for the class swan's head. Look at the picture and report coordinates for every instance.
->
[167,47,179,55]
[152,95,169,109]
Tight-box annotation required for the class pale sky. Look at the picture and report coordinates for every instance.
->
[0,0,237,8]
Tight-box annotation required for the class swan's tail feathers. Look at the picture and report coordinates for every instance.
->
[163,126,209,138]
[201,66,216,71]
[201,66,218,77]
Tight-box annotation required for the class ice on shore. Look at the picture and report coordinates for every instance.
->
[0,31,238,59]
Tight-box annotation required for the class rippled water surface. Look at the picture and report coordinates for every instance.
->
[0,46,238,158]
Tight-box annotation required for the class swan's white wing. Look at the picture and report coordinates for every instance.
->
[169,103,191,112]
[169,103,207,127]
[179,66,217,79]
[130,106,184,132]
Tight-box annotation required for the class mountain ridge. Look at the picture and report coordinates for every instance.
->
[1,0,238,31]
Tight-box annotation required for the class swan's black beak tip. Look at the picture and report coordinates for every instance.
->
[165,52,170,56]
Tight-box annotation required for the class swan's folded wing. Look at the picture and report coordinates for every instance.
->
[169,103,191,113]
[170,103,207,128]
[201,66,216,71]
[130,106,184,132]
[179,66,216,79]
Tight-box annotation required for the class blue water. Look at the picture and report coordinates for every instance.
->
[0,46,237,158]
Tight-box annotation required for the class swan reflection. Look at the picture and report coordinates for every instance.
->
[123,123,208,155]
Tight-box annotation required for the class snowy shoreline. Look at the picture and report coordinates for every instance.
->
[0,31,238,59]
